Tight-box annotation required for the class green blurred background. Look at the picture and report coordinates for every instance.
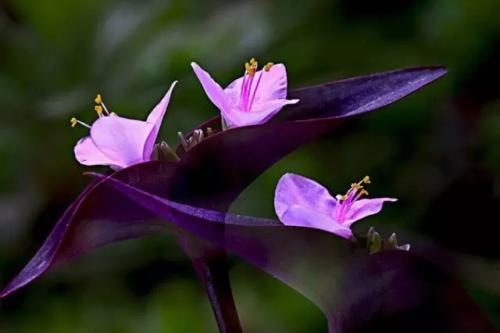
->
[0,0,499,332]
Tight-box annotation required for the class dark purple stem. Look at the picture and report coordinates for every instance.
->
[192,256,242,333]
[179,234,243,333]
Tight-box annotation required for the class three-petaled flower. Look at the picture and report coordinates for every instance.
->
[274,173,397,239]
[191,59,299,128]
[72,81,177,170]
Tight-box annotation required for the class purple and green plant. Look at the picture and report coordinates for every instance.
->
[2,62,483,332]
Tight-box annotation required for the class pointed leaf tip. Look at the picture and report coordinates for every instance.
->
[278,65,448,122]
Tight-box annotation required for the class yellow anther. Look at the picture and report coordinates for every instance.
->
[94,94,102,105]
[351,183,363,190]
[264,62,274,71]
[246,63,256,76]
[361,189,369,196]
[363,176,371,184]
[70,117,91,129]
[94,105,103,115]
[244,58,260,76]
[245,62,253,75]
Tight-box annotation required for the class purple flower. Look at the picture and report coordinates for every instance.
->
[72,81,177,169]
[191,59,299,128]
[274,173,396,239]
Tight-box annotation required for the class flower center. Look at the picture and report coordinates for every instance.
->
[239,58,274,112]
[70,94,114,128]
[335,176,371,223]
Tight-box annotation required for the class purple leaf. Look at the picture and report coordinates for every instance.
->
[89,172,498,333]
[0,162,174,298]
[277,66,448,121]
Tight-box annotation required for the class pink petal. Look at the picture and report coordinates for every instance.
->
[74,136,120,168]
[90,115,155,169]
[222,77,243,107]
[191,62,230,114]
[143,81,177,160]
[343,198,398,227]
[252,64,289,103]
[223,99,299,127]
[250,98,299,120]
[274,173,337,219]
[280,205,352,239]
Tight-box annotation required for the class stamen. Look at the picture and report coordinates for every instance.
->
[70,117,91,129]
[94,93,110,115]
[245,62,255,76]
[240,58,275,111]
[94,105,103,116]
[352,189,368,202]
[94,94,102,104]
[100,102,110,115]
[248,69,264,109]
[242,58,256,110]
[335,176,372,223]
[351,183,363,190]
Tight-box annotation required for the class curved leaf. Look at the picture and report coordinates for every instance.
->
[91,172,498,333]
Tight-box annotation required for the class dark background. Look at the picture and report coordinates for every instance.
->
[0,0,499,331]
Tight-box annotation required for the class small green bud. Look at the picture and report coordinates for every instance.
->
[369,231,382,254]
[388,233,398,249]
[178,131,189,151]
[152,141,180,162]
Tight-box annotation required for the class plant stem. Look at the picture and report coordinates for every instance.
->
[179,234,243,333]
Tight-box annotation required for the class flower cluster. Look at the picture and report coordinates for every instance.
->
[68,58,397,239]
[71,58,297,169]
